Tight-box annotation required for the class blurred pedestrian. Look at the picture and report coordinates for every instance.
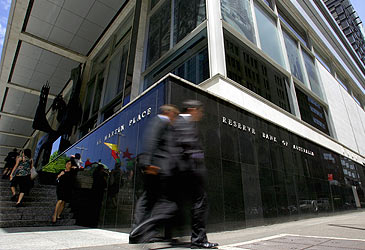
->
[129,104,180,244]
[173,100,218,249]
[2,148,18,179]
[52,158,77,223]
[10,149,33,207]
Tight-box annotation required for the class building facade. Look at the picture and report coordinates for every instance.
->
[0,0,364,230]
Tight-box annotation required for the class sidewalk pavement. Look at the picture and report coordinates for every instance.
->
[0,210,364,250]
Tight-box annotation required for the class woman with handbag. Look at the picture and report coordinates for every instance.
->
[10,149,33,207]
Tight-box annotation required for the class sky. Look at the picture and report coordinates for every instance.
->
[0,0,11,58]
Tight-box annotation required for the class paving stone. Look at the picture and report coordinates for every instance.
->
[237,240,311,249]
[320,239,365,249]
[269,235,331,245]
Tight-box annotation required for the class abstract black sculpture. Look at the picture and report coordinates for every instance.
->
[33,65,83,168]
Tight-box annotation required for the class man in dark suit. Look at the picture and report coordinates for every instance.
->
[129,104,180,244]
[174,100,218,249]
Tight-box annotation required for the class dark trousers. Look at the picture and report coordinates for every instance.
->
[133,174,161,227]
[130,176,178,243]
[177,171,208,244]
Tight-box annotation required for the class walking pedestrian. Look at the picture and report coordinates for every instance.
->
[129,104,180,244]
[173,100,218,249]
[10,149,33,207]
[52,158,77,223]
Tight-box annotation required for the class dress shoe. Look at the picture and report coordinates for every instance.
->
[191,241,219,249]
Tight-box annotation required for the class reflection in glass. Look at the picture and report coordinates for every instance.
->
[173,47,209,84]
[151,0,160,9]
[278,12,308,47]
[224,33,292,113]
[83,80,95,123]
[221,0,256,44]
[295,87,330,136]
[103,43,129,106]
[146,0,171,68]
[174,0,206,44]
[92,72,104,114]
[254,3,285,67]
[302,50,323,99]
[283,31,304,82]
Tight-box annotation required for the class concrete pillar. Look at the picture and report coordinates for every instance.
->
[206,0,226,77]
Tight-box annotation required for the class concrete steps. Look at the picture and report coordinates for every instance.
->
[0,175,75,228]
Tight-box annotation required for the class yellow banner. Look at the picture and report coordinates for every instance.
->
[104,142,119,152]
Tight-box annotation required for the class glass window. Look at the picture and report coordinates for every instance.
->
[104,52,122,106]
[144,29,209,90]
[221,0,256,44]
[146,0,171,68]
[151,0,161,9]
[353,92,362,107]
[146,0,207,69]
[336,74,349,92]
[224,32,292,113]
[295,87,330,136]
[103,43,129,106]
[91,43,110,78]
[314,49,331,72]
[278,10,308,47]
[302,50,323,99]
[82,80,95,123]
[263,0,273,9]
[283,31,305,82]
[114,14,132,48]
[173,47,209,84]
[92,72,104,114]
[254,3,285,68]
[174,0,206,44]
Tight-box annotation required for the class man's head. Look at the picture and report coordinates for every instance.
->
[159,104,180,122]
[13,148,17,152]
[182,100,204,121]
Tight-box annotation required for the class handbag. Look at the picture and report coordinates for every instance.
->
[30,167,38,180]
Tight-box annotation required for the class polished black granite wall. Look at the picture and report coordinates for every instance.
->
[44,76,365,231]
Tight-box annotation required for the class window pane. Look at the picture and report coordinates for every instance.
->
[296,87,330,136]
[221,0,256,44]
[144,30,208,90]
[174,0,206,44]
[146,0,171,68]
[254,4,285,67]
[118,44,129,93]
[224,32,292,113]
[336,74,349,92]
[151,0,160,9]
[302,50,323,99]
[173,47,209,84]
[92,72,104,114]
[82,80,95,123]
[283,31,304,82]
[314,49,331,72]
[104,51,122,106]
[263,0,273,9]
[278,10,307,47]
[103,43,129,107]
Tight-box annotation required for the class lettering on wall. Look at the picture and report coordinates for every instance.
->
[222,116,315,156]
[96,107,152,145]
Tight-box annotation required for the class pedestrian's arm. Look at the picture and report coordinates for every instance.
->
[10,157,21,180]
[142,119,165,166]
